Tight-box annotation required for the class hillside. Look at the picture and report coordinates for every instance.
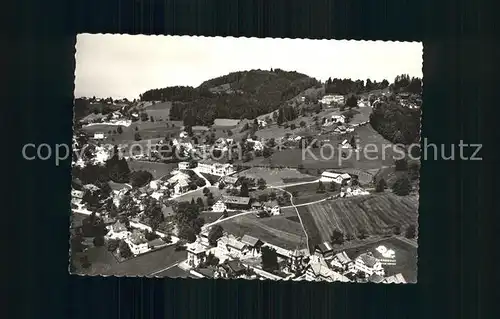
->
[139,69,321,126]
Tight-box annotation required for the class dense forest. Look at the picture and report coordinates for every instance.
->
[369,98,421,145]
[140,69,320,126]
[324,78,390,95]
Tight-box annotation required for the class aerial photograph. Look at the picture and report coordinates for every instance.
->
[70,35,422,283]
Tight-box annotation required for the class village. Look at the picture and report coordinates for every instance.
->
[70,84,419,283]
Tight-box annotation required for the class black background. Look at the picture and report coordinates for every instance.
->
[5,0,495,318]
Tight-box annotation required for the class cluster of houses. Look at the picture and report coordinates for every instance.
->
[182,228,407,283]
[105,220,176,256]
[320,171,371,198]
[210,196,281,216]
[309,242,407,283]
[183,232,308,280]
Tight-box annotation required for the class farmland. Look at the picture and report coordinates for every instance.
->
[235,167,316,186]
[127,160,178,179]
[297,193,418,248]
[267,124,397,170]
[282,182,337,205]
[218,214,307,250]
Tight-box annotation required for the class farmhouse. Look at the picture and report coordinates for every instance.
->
[354,252,385,276]
[213,118,241,127]
[320,95,344,106]
[168,171,191,195]
[178,162,190,170]
[223,196,251,210]
[240,235,264,254]
[186,241,208,268]
[321,171,352,185]
[314,242,334,259]
[197,160,235,176]
[257,119,267,128]
[211,200,227,213]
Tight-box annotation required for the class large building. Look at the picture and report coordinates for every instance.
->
[354,252,385,276]
[197,160,235,176]
[320,171,351,185]
[222,196,251,210]
[320,95,345,106]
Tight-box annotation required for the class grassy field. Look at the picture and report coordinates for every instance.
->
[297,193,419,249]
[267,124,396,170]
[72,246,119,275]
[153,265,197,278]
[234,167,316,186]
[75,244,188,277]
[283,182,337,205]
[127,160,178,179]
[82,121,182,144]
[173,186,223,203]
[344,237,418,283]
[199,212,224,224]
[218,214,307,250]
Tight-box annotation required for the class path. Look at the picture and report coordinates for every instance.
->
[269,185,310,253]
[201,210,254,230]
[191,167,212,187]
[149,261,182,276]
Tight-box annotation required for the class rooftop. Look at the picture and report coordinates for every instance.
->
[384,273,407,284]
[356,253,379,268]
[240,234,262,247]
[223,196,250,205]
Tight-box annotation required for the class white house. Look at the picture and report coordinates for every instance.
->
[125,230,150,255]
[211,200,227,213]
[216,235,248,258]
[246,139,264,151]
[340,187,370,198]
[186,241,208,268]
[71,189,84,199]
[321,171,351,185]
[354,252,385,276]
[257,119,267,128]
[331,115,346,124]
[178,161,190,170]
[197,160,235,176]
[93,133,105,140]
[320,95,344,106]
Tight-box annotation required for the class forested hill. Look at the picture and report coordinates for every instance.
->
[139,69,320,126]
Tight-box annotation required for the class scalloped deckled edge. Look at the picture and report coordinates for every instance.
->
[70,34,422,283]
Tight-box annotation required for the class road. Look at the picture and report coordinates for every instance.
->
[201,210,254,230]
[269,185,310,253]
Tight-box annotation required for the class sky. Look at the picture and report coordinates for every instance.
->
[75,34,423,100]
